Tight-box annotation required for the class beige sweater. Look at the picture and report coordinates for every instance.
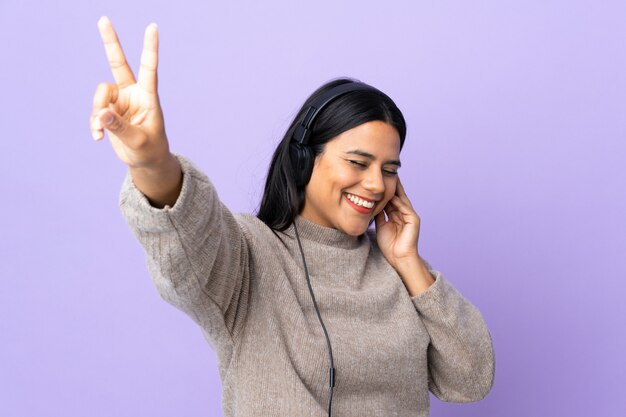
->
[119,153,495,417]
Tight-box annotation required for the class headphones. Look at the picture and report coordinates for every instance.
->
[289,81,384,187]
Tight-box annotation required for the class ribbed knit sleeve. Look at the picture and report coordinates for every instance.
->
[411,265,495,402]
[118,153,251,347]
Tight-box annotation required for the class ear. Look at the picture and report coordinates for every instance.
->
[312,146,327,166]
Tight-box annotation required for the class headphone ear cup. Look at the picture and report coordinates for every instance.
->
[289,142,314,187]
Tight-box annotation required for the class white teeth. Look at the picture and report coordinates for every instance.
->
[346,193,375,208]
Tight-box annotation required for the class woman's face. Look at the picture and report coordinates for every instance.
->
[301,120,401,236]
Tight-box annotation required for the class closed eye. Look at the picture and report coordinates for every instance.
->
[348,160,367,168]
[349,159,398,176]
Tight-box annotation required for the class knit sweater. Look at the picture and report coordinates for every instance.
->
[119,153,495,417]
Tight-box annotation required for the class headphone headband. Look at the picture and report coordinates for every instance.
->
[292,81,382,145]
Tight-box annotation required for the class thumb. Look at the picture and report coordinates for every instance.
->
[98,109,128,137]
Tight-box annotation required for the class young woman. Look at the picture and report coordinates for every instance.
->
[90,16,495,417]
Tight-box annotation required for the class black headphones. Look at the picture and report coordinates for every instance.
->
[289,81,384,187]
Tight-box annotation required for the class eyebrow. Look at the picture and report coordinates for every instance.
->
[344,150,401,167]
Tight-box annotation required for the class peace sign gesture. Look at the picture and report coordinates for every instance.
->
[90,16,170,169]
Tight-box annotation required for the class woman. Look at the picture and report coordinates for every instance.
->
[91,16,495,417]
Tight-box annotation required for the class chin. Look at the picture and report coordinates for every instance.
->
[340,221,370,237]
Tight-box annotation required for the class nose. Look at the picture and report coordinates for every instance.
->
[362,167,385,196]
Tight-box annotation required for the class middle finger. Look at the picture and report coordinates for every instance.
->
[395,177,414,208]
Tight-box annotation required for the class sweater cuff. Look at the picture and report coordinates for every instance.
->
[410,268,456,313]
[118,153,208,233]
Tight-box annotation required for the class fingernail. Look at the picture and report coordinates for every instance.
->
[102,112,114,125]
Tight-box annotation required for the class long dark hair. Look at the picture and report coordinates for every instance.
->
[256,77,407,231]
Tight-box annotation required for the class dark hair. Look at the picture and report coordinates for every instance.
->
[256,77,407,231]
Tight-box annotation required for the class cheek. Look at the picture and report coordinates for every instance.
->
[384,178,398,199]
[389,177,398,192]
[331,170,357,198]
[374,196,392,217]
[334,168,355,185]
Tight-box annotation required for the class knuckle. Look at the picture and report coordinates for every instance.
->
[93,82,114,105]
[95,82,108,91]
[108,59,127,69]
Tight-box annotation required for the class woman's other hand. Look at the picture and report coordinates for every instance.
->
[375,177,434,296]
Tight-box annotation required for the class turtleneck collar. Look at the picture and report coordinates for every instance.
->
[284,215,363,249]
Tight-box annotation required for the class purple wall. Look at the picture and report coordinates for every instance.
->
[1,1,625,416]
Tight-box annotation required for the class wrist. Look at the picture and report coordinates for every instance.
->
[395,255,435,297]
[129,153,182,209]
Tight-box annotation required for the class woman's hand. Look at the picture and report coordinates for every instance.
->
[375,177,420,264]
[90,16,170,169]
[375,177,434,296]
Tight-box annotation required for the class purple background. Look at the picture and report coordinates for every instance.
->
[1,1,625,416]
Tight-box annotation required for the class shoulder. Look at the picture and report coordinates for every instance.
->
[233,212,267,237]
[233,212,289,248]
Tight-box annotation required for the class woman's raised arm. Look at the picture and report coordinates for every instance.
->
[90,16,181,208]
[98,18,254,348]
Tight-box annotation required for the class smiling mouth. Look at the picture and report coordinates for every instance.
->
[344,193,376,211]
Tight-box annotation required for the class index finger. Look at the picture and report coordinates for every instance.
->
[98,16,136,88]
[395,176,414,207]
[395,176,406,196]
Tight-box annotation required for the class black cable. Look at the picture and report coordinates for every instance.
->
[293,222,336,417]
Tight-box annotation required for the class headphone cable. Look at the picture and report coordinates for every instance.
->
[293,221,336,417]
